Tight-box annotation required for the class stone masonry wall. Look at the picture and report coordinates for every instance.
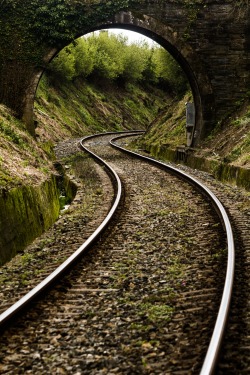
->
[0,0,249,139]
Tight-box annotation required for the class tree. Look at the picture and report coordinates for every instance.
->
[49,45,76,80]
[47,30,189,96]
[74,38,96,78]
[153,47,189,95]
[88,31,125,80]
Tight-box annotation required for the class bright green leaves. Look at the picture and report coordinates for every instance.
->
[153,47,189,96]
[27,0,77,45]
[50,45,76,80]
[48,30,188,96]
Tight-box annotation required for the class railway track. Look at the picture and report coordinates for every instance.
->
[0,132,239,374]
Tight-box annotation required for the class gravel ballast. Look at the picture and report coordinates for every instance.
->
[0,134,249,374]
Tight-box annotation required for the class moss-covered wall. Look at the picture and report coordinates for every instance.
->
[142,143,250,192]
[0,175,61,265]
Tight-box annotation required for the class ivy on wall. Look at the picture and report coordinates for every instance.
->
[0,0,249,121]
[1,0,141,46]
[0,0,144,116]
[0,0,247,61]
[0,0,146,65]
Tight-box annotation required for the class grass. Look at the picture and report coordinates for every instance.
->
[35,74,168,144]
[0,105,56,188]
[140,92,191,150]
[226,132,250,163]
[138,302,174,324]
[0,120,25,146]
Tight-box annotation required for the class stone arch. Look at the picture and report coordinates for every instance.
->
[1,1,249,143]
[31,12,214,145]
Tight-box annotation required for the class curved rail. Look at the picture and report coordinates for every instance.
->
[0,131,235,375]
[0,132,132,329]
[110,133,235,375]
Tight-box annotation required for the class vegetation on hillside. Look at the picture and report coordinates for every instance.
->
[48,31,189,96]
[196,100,250,168]
[1,28,248,192]
[140,92,192,149]
[1,31,187,188]
[35,31,188,143]
[140,93,250,169]
[0,105,55,188]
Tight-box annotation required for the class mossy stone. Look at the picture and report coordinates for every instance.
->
[0,175,60,265]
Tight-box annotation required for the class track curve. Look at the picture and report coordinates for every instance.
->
[110,133,235,375]
[0,132,235,375]
[0,133,124,329]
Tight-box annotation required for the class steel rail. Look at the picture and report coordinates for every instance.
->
[0,132,138,329]
[110,133,235,375]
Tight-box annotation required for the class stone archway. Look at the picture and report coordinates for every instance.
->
[31,12,214,145]
[0,1,249,142]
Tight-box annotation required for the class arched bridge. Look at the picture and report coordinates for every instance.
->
[0,0,249,145]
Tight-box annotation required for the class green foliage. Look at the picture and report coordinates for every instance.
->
[122,42,148,82]
[232,109,250,127]
[50,45,76,80]
[47,30,189,96]
[0,120,24,146]
[138,302,174,324]
[25,0,139,46]
[36,69,167,135]
[226,133,250,163]
[74,38,96,77]
[153,47,189,96]
[90,31,125,80]
[0,0,142,72]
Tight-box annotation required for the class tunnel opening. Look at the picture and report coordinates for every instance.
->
[35,25,204,148]
[5,2,248,145]
[30,9,216,147]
